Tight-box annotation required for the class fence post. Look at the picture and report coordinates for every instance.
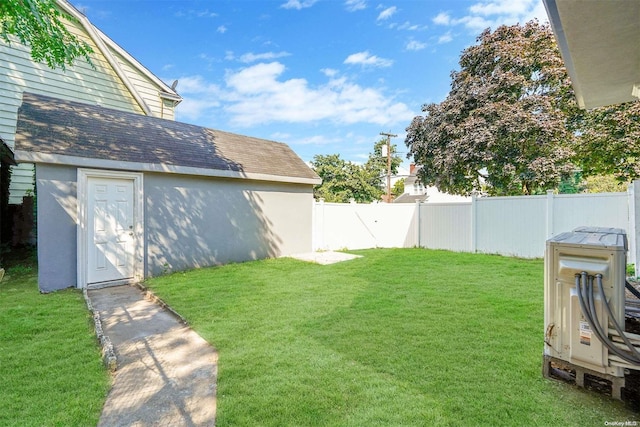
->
[546,190,555,239]
[629,182,640,278]
[471,194,477,253]
[415,200,421,248]
[314,198,324,251]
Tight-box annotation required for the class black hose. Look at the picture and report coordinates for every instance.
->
[574,273,640,366]
[627,280,640,300]
[596,274,640,362]
[586,275,611,350]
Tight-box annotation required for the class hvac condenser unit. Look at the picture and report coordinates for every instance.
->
[543,227,640,402]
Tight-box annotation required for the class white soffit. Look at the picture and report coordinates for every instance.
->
[544,0,640,109]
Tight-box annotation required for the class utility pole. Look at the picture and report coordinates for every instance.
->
[380,131,397,203]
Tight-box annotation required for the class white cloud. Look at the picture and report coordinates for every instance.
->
[469,0,534,16]
[238,51,291,63]
[454,15,492,32]
[377,6,397,21]
[433,0,547,32]
[344,51,393,68]
[345,0,367,12]
[170,75,223,121]
[296,134,342,145]
[433,12,451,25]
[225,62,289,94]
[223,62,413,126]
[405,39,427,51]
[172,62,413,128]
[397,21,424,31]
[269,131,292,141]
[321,68,339,77]
[198,10,218,18]
[438,32,453,44]
[217,25,227,34]
[280,0,319,10]
[175,9,219,18]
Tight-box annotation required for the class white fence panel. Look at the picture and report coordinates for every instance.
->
[313,202,415,250]
[419,203,472,252]
[313,190,635,260]
[551,192,628,236]
[475,196,547,258]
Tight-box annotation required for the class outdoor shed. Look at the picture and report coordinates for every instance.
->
[13,92,321,292]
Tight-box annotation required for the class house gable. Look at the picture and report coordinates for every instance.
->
[1,0,181,203]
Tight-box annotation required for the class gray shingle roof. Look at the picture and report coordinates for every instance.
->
[15,92,320,184]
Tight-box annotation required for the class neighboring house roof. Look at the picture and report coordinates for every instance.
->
[393,193,427,204]
[14,93,321,185]
[543,0,640,109]
[394,164,470,204]
[56,0,182,114]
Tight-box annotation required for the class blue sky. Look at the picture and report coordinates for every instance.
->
[73,0,548,175]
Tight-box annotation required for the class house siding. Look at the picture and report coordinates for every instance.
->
[110,49,176,120]
[1,8,176,204]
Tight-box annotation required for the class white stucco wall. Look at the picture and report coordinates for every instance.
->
[144,173,314,276]
[34,163,314,291]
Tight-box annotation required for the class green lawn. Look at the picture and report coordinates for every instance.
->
[0,255,110,427]
[146,248,638,426]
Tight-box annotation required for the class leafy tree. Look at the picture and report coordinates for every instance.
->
[364,138,403,199]
[364,138,403,179]
[1,0,93,69]
[311,139,403,203]
[392,179,405,198]
[583,174,627,193]
[311,154,382,203]
[557,171,585,194]
[405,21,580,196]
[576,101,640,183]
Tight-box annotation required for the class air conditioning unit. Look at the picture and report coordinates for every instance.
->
[543,226,640,404]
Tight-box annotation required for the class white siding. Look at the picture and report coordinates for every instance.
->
[1,10,177,203]
[111,49,175,119]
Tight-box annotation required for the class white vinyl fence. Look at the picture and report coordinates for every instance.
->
[313,190,632,259]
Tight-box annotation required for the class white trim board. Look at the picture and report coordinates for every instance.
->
[17,150,322,185]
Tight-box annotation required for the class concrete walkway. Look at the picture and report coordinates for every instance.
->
[87,284,218,427]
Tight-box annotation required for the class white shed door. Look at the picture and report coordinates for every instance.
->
[87,177,136,284]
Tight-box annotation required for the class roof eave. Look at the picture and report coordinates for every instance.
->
[543,0,640,109]
[14,150,321,186]
[159,91,183,105]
